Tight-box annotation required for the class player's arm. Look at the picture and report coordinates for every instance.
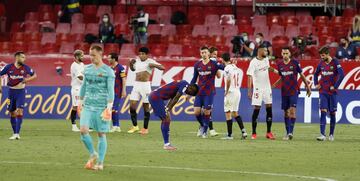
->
[129,59,136,71]
[78,74,87,114]
[247,75,253,99]
[190,65,199,85]
[313,64,321,90]
[333,62,345,90]
[102,72,115,121]
[166,93,182,112]
[0,64,10,93]
[272,78,281,88]
[225,75,231,96]
[120,68,127,98]
[23,73,37,83]
[268,66,279,74]
[299,73,311,96]
[149,62,165,70]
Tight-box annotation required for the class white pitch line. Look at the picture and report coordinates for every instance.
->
[0,160,336,181]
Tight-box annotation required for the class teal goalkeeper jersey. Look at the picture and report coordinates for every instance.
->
[80,64,115,110]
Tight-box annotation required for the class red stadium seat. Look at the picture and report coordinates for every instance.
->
[298,15,313,26]
[296,10,311,17]
[75,42,90,52]
[203,6,220,16]
[120,44,136,57]
[71,13,83,24]
[83,5,97,15]
[166,44,182,56]
[161,25,176,36]
[343,8,357,17]
[114,24,130,35]
[42,43,59,53]
[314,16,329,27]
[284,16,299,26]
[59,42,75,54]
[24,22,39,32]
[252,15,267,27]
[97,5,112,17]
[280,10,295,17]
[13,41,28,52]
[39,12,55,22]
[38,4,53,13]
[236,16,251,25]
[149,44,167,57]
[330,16,344,26]
[71,23,85,34]
[272,36,290,58]
[269,25,285,39]
[178,35,193,45]
[205,15,220,26]
[104,43,120,54]
[211,36,226,46]
[238,25,254,35]
[192,25,207,37]
[299,26,314,36]
[194,35,210,46]
[56,23,71,34]
[71,33,85,42]
[147,24,162,35]
[157,6,172,17]
[85,23,99,35]
[254,26,269,37]
[10,22,22,33]
[176,25,193,35]
[41,32,56,45]
[113,5,125,14]
[26,32,41,42]
[160,35,177,44]
[158,14,171,25]
[148,34,162,44]
[182,45,200,57]
[56,33,72,44]
[285,25,299,39]
[27,41,42,54]
[268,15,283,26]
[25,12,39,22]
[207,25,223,36]
[0,42,12,53]
[11,32,25,42]
[223,25,238,37]
[113,13,128,25]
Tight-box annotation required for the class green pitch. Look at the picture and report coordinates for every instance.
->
[0,119,359,181]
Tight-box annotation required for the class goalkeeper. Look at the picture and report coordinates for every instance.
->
[78,45,115,171]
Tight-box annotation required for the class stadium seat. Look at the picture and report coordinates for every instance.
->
[254,26,269,37]
[161,25,176,36]
[295,10,311,17]
[56,33,72,44]
[113,13,128,25]
[343,8,357,17]
[298,15,313,26]
[252,15,267,27]
[71,23,85,34]
[205,14,220,26]
[71,13,83,24]
[158,14,171,25]
[97,5,112,17]
[144,5,158,14]
[238,25,254,36]
[85,23,99,35]
[330,16,344,26]
[147,24,162,35]
[11,32,25,42]
[27,41,42,54]
[211,36,226,45]
[272,36,290,57]
[104,43,120,54]
[203,6,220,16]
[192,25,207,37]
[269,25,285,39]
[280,10,295,17]
[13,41,28,52]
[59,42,75,54]
[149,44,167,56]
[188,15,205,25]
[284,16,299,26]
[38,4,53,13]
[0,42,12,53]
[176,25,193,35]
[26,32,42,42]
[10,22,22,33]
[39,12,55,22]
[314,16,329,27]
[113,5,125,14]
[41,32,56,45]
[71,33,85,42]
[161,35,177,44]
[223,25,239,37]
[299,26,314,36]
[75,42,90,52]
[42,43,59,53]
[83,5,98,23]
[56,23,71,34]
[268,15,283,26]
[120,44,136,57]
[166,44,182,56]
[178,35,193,45]
[195,35,210,46]
[148,34,162,44]
[236,16,251,25]
[114,24,130,35]
[25,12,39,22]
[182,45,200,57]
[24,22,39,32]
[285,25,299,39]
[207,25,223,36]
[157,6,172,17]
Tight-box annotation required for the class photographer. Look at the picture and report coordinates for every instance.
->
[291,34,317,59]
[253,33,273,58]
[131,6,149,45]
[231,32,255,58]
[335,37,359,60]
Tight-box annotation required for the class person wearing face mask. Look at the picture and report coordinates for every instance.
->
[239,32,255,58]
[58,0,81,23]
[348,15,360,48]
[131,6,149,45]
[335,37,358,60]
[99,13,115,43]
[253,33,273,58]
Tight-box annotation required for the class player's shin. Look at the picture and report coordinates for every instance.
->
[112,110,119,127]
[252,109,260,134]
[80,133,95,155]
[266,107,273,133]
[235,116,245,130]
[195,114,204,127]
[320,111,327,136]
[144,111,150,129]
[97,135,107,165]
[10,116,16,134]
[130,108,137,126]
[202,114,210,134]
[161,118,170,144]
[70,109,77,125]
[330,112,336,135]
[226,119,233,137]
[16,115,23,134]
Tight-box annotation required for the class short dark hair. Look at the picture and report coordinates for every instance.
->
[90,45,103,52]
[74,50,83,58]
[137,6,144,11]
[139,47,149,54]
[282,47,290,51]
[200,46,209,51]
[340,37,349,41]
[256,33,264,37]
[221,52,231,62]
[258,43,267,49]
[318,46,329,54]
[14,51,25,57]
[109,52,118,61]
[209,47,218,53]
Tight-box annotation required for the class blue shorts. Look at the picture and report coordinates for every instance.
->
[80,108,110,133]
[194,95,214,110]
[7,89,26,112]
[319,93,337,112]
[149,96,166,119]
[112,96,121,113]
[281,95,298,110]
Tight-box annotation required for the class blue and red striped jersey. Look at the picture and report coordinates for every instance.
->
[314,58,345,95]
[150,80,189,101]
[112,63,126,97]
[277,59,302,96]
[0,63,35,87]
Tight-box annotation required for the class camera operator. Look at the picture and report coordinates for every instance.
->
[291,34,317,59]
[131,6,149,45]
[253,33,273,58]
[231,32,255,58]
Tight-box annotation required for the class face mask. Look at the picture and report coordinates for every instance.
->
[255,37,261,44]
[243,36,248,42]
[103,18,109,22]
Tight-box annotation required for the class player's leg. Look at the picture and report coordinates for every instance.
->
[208,112,219,136]
[140,103,150,134]
[110,96,121,132]
[329,94,337,141]
[251,89,262,139]
[128,86,140,133]
[222,94,233,139]
[282,96,290,139]
[12,89,25,139]
[80,109,97,169]
[194,95,204,136]
[70,89,80,131]
[7,89,18,139]
[202,95,214,138]
[288,95,298,139]
[264,90,275,140]
[232,112,247,139]
[96,132,107,170]
[317,93,328,141]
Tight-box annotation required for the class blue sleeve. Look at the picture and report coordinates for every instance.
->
[314,64,321,86]
[25,65,35,76]
[0,64,10,76]
[334,61,345,89]
[295,60,302,73]
[177,81,189,94]
[79,75,86,98]
[190,63,198,84]
[107,68,115,102]
[276,63,282,76]
[214,60,225,70]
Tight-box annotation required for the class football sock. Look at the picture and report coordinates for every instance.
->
[226,119,233,137]
[235,116,244,130]
[330,112,336,135]
[161,118,170,144]
[144,111,150,129]
[195,114,204,127]
[320,111,327,136]
[130,109,137,126]
[266,107,273,133]
[203,114,210,134]
[252,109,260,134]
[70,109,77,125]
[97,135,107,164]
[10,117,16,134]
[16,115,23,134]
[284,117,290,135]
[209,121,214,130]
[80,133,95,155]
[290,118,296,134]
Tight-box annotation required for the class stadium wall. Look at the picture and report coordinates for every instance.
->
[0,55,359,124]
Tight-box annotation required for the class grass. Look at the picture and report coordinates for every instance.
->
[0,119,359,181]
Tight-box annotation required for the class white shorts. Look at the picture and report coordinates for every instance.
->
[130,81,151,103]
[224,90,241,112]
[71,88,81,107]
[251,88,272,106]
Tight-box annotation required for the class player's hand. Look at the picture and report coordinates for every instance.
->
[130,58,136,64]
[77,105,82,116]
[121,91,127,98]
[306,86,312,97]
[315,84,321,90]
[330,86,335,91]
[247,90,252,99]
[101,108,112,122]
[224,91,228,97]
[271,84,276,89]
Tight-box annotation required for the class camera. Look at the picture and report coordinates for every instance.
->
[292,34,317,53]
[231,35,246,55]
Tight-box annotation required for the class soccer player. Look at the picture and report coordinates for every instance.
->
[221,53,247,140]
[70,50,84,132]
[128,47,165,134]
[191,46,225,138]
[78,45,115,170]
[314,46,344,141]
[246,44,275,140]
[0,51,37,140]
[272,47,311,140]
[149,80,198,150]
[107,53,127,133]
[207,46,220,136]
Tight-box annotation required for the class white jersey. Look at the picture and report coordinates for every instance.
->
[133,58,159,74]
[246,57,271,90]
[224,64,242,92]
[70,61,84,89]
